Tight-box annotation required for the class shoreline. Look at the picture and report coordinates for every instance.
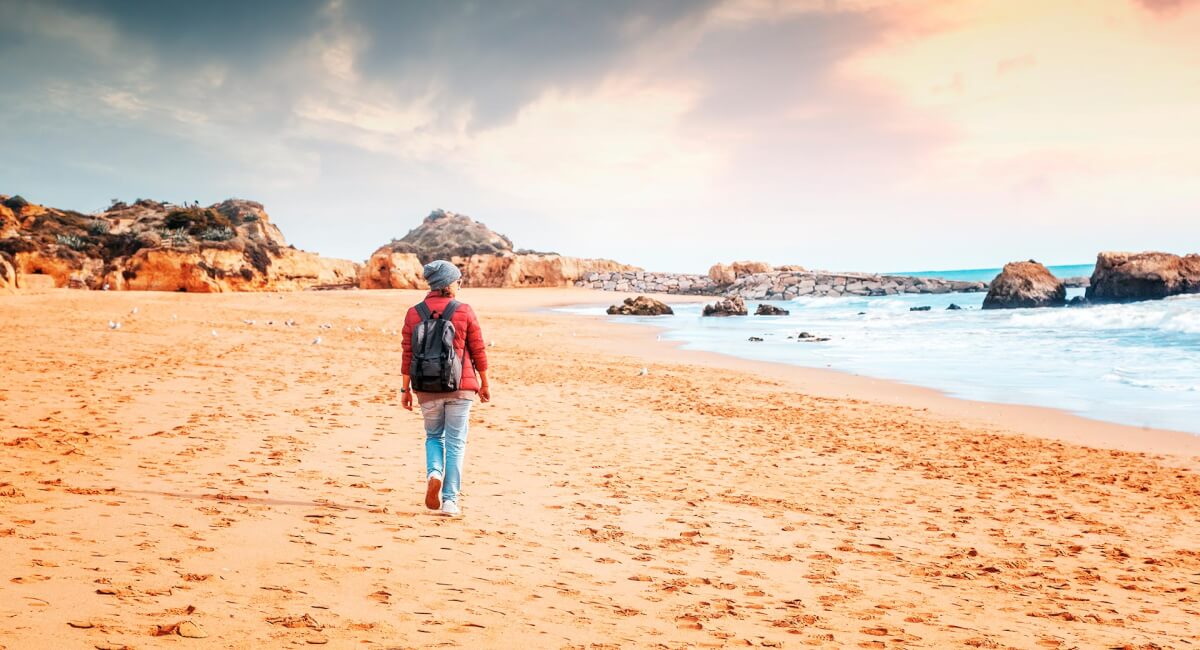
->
[542,289,1200,464]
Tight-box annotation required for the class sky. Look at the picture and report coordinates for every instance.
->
[1,0,1198,273]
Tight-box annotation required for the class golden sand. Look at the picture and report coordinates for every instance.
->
[0,288,1197,649]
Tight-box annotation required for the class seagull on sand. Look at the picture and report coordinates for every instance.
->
[242,319,256,326]
[312,336,322,345]
[130,306,138,314]
[211,329,218,338]
[108,320,120,330]
[637,367,648,376]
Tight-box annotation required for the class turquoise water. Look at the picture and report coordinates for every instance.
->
[888,263,1095,283]
[560,286,1200,435]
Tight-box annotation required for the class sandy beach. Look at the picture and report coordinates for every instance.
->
[1,287,1198,649]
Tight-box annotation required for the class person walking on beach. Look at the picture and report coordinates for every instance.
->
[401,260,490,517]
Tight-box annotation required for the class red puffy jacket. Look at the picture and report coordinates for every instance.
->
[401,293,488,391]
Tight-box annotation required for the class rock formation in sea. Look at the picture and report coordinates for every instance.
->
[981,260,1066,309]
[1085,251,1200,303]
[360,209,638,289]
[0,195,358,292]
[754,303,790,316]
[703,296,748,317]
[606,296,674,316]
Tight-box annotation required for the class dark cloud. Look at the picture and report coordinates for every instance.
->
[344,1,718,127]
[52,0,327,63]
[11,0,718,130]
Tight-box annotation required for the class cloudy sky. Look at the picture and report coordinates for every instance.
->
[2,0,1198,273]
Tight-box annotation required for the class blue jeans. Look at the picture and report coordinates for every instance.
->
[420,397,472,504]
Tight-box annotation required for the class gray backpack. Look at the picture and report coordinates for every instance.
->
[409,300,463,393]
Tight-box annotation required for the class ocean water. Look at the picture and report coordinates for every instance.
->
[559,288,1200,435]
[888,263,1096,283]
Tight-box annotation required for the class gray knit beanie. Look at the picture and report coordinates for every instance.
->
[423,260,462,290]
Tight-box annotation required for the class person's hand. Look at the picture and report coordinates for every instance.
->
[401,390,413,411]
[479,385,491,403]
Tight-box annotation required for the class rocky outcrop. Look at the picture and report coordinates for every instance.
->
[386,209,514,264]
[755,303,790,316]
[607,296,674,316]
[0,196,360,292]
[703,297,747,316]
[358,251,425,289]
[1085,251,1200,303]
[982,261,1066,309]
[708,260,804,285]
[0,252,15,293]
[454,252,635,288]
[361,210,638,289]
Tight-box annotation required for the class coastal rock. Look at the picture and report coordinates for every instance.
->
[455,252,636,288]
[362,210,639,289]
[386,209,514,264]
[358,251,425,289]
[607,295,674,316]
[0,196,359,292]
[1085,251,1200,303]
[708,263,736,285]
[119,247,360,293]
[0,253,15,293]
[982,261,1066,309]
[702,296,747,316]
[754,303,790,316]
[0,202,19,239]
[708,260,782,285]
[910,305,932,312]
[946,303,962,310]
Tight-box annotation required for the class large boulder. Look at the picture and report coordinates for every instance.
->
[0,196,359,292]
[607,295,674,316]
[703,296,748,316]
[359,250,425,289]
[755,303,790,316]
[1085,251,1200,303]
[708,260,786,285]
[982,260,1066,309]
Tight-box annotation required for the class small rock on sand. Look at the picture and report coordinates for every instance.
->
[177,621,207,638]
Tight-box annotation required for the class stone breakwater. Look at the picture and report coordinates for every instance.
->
[576,270,989,299]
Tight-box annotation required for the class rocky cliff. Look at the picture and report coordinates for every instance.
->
[1085,251,1200,303]
[361,209,638,289]
[0,195,358,292]
[982,260,1066,309]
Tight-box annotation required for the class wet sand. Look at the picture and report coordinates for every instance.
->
[1,288,1197,649]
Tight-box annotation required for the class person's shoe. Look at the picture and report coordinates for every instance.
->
[439,500,460,517]
[425,472,443,510]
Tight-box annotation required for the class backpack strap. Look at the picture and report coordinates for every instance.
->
[415,302,432,321]
[441,300,461,321]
